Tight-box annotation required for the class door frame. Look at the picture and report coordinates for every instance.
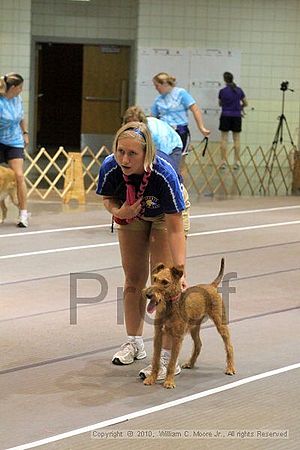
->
[30,36,136,153]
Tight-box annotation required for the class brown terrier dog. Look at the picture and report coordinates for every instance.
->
[142,258,235,389]
[0,166,18,223]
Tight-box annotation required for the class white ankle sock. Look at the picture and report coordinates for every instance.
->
[127,336,144,349]
[161,348,171,359]
[135,336,144,349]
[19,209,28,219]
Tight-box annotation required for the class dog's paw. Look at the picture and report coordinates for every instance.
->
[163,378,176,389]
[225,367,236,375]
[182,362,192,369]
[143,375,156,386]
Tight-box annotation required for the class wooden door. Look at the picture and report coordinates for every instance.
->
[81,45,130,135]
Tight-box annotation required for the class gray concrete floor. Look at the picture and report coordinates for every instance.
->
[0,194,299,450]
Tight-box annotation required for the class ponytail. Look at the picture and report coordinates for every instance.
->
[0,73,23,95]
[223,71,237,91]
[153,72,176,87]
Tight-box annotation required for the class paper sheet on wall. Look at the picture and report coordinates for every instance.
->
[136,47,241,142]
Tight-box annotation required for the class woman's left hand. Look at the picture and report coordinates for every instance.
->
[23,133,29,148]
[115,198,142,220]
[200,127,211,137]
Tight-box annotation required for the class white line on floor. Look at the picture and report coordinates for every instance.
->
[188,220,300,237]
[0,242,119,260]
[5,362,300,450]
[1,205,299,239]
[1,220,300,260]
[0,224,109,239]
[190,204,300,218]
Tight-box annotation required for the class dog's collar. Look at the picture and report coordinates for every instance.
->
[169,293,181,302]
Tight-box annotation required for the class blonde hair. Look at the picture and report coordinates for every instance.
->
[112,121,156,171]
[123,106,147,125]
[0,73,23,96]
[152,72,176,87]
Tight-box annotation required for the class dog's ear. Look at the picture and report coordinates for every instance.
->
[152,263,165,275]
[171,265,184,279]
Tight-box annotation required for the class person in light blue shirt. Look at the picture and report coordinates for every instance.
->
[0,73,29,227]
[123,106,183,173]
[151,72,210,154]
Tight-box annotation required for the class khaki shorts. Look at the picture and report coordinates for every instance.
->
[116,184,190,235]
[181,184,190,234]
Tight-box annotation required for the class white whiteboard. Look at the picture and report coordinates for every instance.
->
[135,47,241,141]
[136,47,189,86]
[136,47,189,115]
[189,48,241,140]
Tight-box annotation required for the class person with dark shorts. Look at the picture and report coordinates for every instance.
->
[218,72,248,170]
[151,72,210,155]
[0,73,29,227]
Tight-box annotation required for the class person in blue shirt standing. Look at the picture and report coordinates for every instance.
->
[151,72,210,155]
[0,73,29,227]
[97,121,186,381]
[218,72,248,170]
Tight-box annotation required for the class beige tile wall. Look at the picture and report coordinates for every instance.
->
[137,0,300,148]
[0,0,299,149]
[0,0,31,113]
[31,0,138,40]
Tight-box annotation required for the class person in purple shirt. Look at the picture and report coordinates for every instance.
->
[218,72,248,170]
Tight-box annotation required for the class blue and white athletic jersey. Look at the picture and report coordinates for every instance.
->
[96,154,185,216]
[0,95,24,147]
[151,87,195,127]
[147,117,183,155]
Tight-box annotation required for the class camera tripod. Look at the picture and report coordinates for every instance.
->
[260,87,295,193]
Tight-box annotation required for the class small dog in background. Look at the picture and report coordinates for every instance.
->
[0,166,19,223]
[142,258,235,389]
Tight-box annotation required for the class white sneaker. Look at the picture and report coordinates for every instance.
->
[112,342,147,365]
[17,215,28,228]
[139,354,181,381]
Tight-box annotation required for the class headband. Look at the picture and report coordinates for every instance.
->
[129,127,146,141]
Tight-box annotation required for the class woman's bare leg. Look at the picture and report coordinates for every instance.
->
[232,132,241,163]
[118,228,150,336]
[220,131,228,164]
[8,158,27,209]
[149,227,174,350]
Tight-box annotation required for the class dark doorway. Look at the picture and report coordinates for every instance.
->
[36,43,83,150]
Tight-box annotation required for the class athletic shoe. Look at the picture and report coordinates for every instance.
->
[112,342,146,365]
[139,354,181,381]
[233,163,240,170]
[17,215,28,228]
[219,163,226,170]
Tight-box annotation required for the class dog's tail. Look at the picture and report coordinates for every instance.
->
[211,258,225,287]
